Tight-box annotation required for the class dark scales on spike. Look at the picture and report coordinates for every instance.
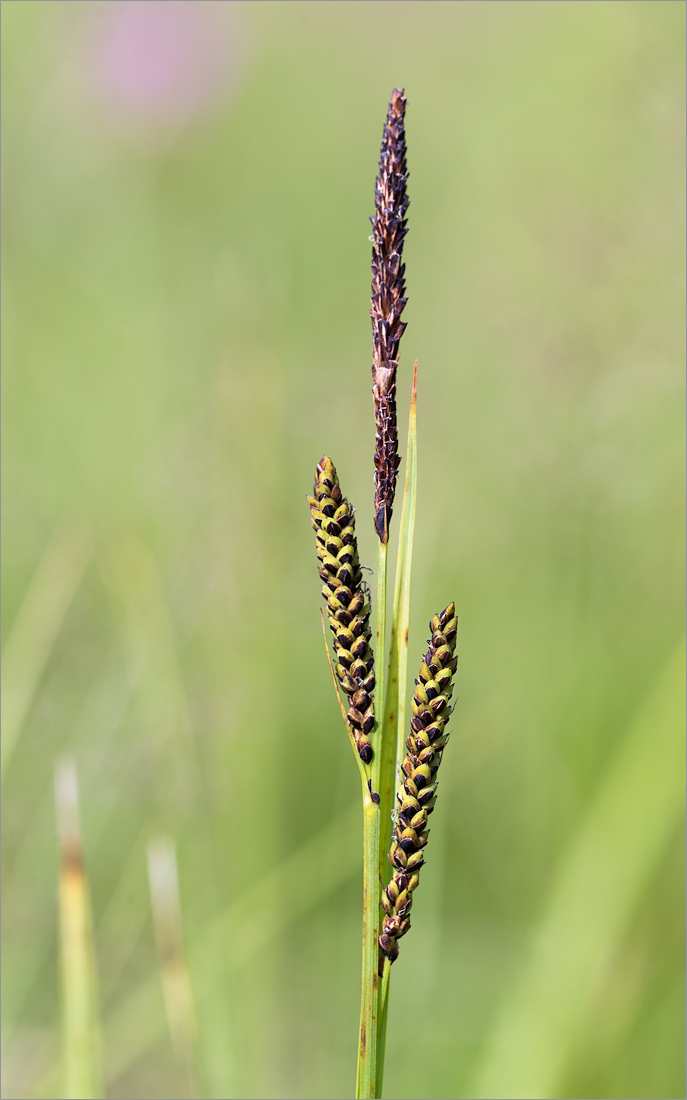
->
[371,88,409,544]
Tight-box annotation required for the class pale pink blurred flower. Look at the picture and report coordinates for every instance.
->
[88,0,237,135]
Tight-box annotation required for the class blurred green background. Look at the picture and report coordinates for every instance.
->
[2,2,685,1098]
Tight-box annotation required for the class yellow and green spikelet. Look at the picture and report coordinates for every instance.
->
[308,457,376,764]
[379,602,458,968]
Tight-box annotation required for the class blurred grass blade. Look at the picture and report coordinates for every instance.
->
[95,535,203,982]
[55,758,103,1100]
[469,638,686,1100]
[100,533,195,746]
[40,717,544,1094]
[90,801,362,1087]
[2,530,90,781]
[147,836,198,1099]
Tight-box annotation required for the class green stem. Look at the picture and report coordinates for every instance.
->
[375,959,391,1097]
[377,365,418,874]
[356,784,380,1098]
[375,643,399,876]
[374,539,389,749]
[372,538,390,832]
[375,363,419,1099]
[356,539,389,1098]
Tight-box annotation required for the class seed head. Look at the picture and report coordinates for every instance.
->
[371,88,409,543]
[378,603,457,969]
[308,457,376,764]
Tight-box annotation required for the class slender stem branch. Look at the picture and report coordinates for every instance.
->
[375,958,392,1098]
[374,539,388,749]
[356,539,389,1098]
[375,363,419,1099]
[377,364,418,875]
[375,650,398,875]
[356,784,380,1099]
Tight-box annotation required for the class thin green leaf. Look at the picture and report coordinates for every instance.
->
[2,529,90,782]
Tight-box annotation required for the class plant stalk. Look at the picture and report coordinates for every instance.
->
[376,958,392,1098]
[374,539,389,749]
[356,784,381,1099]
[356,538,389,1098]
[375,363,418,1098]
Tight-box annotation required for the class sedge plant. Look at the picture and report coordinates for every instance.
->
[307,89,459,1100]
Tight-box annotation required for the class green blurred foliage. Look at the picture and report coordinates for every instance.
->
[2,2,685,1098]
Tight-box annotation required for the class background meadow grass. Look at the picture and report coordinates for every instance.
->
[1,2,685,1098]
